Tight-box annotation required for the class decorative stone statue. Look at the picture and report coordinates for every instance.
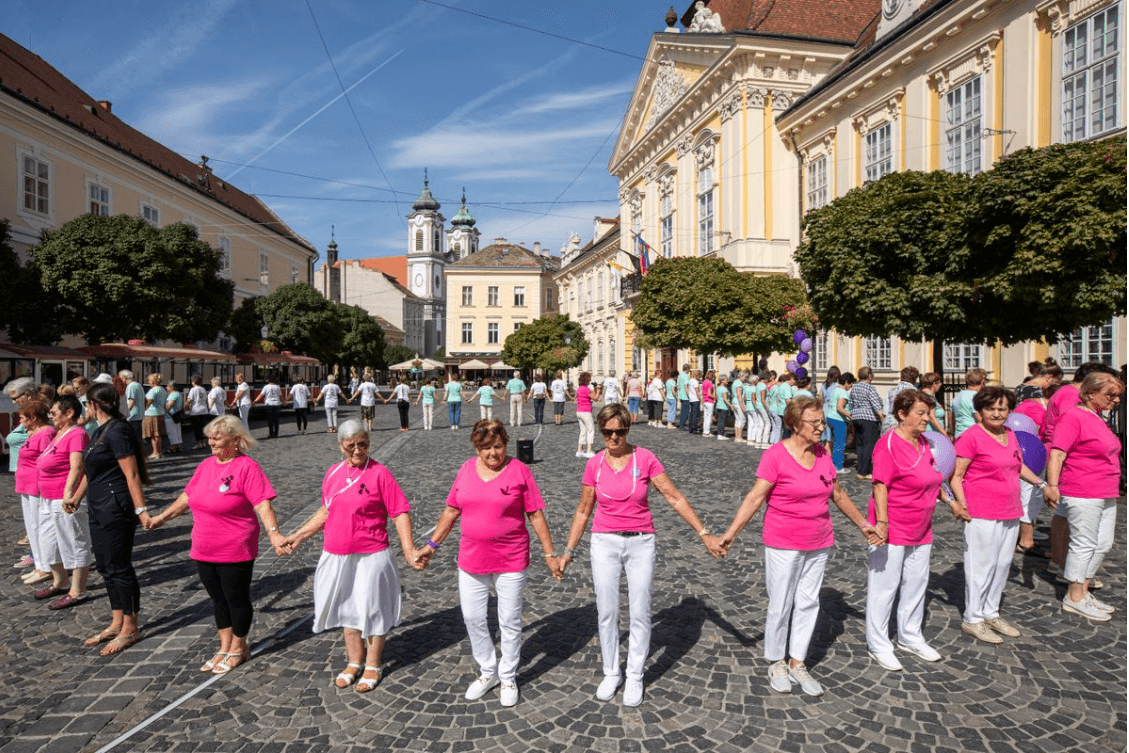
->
[688,1,725,33]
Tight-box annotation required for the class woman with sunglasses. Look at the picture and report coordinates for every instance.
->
[560,404,725,707]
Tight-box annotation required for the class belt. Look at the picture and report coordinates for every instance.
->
[606,531,645,537]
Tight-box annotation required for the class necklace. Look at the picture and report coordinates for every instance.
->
[595,448,639,501]
[323,458,370,509]
[887,430,928,470]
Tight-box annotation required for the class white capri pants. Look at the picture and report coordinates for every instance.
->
[1061,496,1117,583]
[866,543,932,654]
[164,415,182,447]
[962,518,1018,624]
[702,402,715,435]
[756,407,771,444]
[746,406,762,442]
[46,498,94,569]
[458,569,526,682]
[1018,478,1045,525]
[732,402,746,430]
[237,404,251,430]
[21,494,46,571]
[577,412,595,448]
[764,546,829,662]
[590,533,655,681]
[36,496,61,567]
[325,406,339,429]
[421,404,433,430]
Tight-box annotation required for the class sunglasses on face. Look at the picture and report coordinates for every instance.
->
[601,428,629,438]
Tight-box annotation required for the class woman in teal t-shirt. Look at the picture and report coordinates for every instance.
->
[443,377,464,429]
[826,372,854,471]
[469,378,499,421]
[664,372,677,427]
[415,379,438,431]
[143,374,168,460]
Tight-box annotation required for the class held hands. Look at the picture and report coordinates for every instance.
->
[1043,485,1060,508]
[948,498,972,523]
[145,512,164,530]
[861,522,886,547]
[702,534,728,559]
[268,529,289,556]
[545,555,563,581]
[411,545,436,570]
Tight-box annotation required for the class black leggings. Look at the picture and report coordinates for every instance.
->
[90,517,140,614]
[397,400,410,429]
[294,407,308,431]
[196,559,255,637]
[190,414,209,443]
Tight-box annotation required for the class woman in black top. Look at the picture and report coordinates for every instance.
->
[67,383,153,656]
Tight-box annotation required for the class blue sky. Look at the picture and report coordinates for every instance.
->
[4,1,673,262]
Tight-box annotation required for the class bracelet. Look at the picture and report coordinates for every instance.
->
[876,520,888,524]
[697,528,712,537]
[134,506,148,516]
[426,540,440,550]
[1039,481,1048,490]
[267,526,279,533]
[544,552,560,558]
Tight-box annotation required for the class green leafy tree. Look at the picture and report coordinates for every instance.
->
[0,219,66,344]
[32,216,233,343]
[432,346,445,360]
[336,303,385,372]
[229,296,264,353]
[501,315,588,372]
[630,257,807,357]
[255,283,342,363]
[383,345,417,367]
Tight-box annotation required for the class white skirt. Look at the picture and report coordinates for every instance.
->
[312,548,402,638]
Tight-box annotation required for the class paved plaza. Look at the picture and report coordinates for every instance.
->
[0,402,1124,753]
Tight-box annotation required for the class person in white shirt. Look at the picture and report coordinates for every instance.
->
[550,371,570,425]
[186,375,211,449]
[348,371,379,432]
[527,374,548,425]
[290,380,311,434]
[229,373,253,430]
[646,374,664,427]
[315,374,343,433]
[207,378,226,418]
[382,377,412,431]
[600,372,621,405]
[686,371,701,434]
[253,374,283,438]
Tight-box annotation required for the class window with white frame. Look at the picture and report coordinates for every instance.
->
[864,335,892,370]
[545,287,554,308]
[587,277,594,311]
[291,263,299,284]
[660,196,673,258]
[814,330,830,371]
[945,76,983,175]
[697,167,715,255]
[217,235,231,275]
[597,342,604,373]
[142,204,160,227]
[597,272,605,307]
[632,347,641,373]
[488,323,499,344]
[705,353,716,372]
[258,252,269,287]
[514,322,522,332]
[1057,318,1115,367]
[944,342,983,371]
[514,286,525,307]
[88,183,110,216]
[461,322,473,344]
[806,156,828,211]
[1063,5,1121,143]
[864,124,893,182]
[22,155,50,215]
[462,286,473,306]
[488,286,499,306]
[609,338,616,374]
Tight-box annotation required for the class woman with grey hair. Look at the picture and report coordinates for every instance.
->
[6,378,39,571]
[283,420,423,691]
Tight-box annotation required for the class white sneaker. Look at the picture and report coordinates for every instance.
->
[898,641,942,662]
[1063,595,1112,621]
[596,675,622,701]
[464,675,500,700]
[499,680,519,707]
[869,650,903,671]
[623,678,643,707]
[717,435,728,440]
[1086,593,1115,613]
[787,663,824,696]
[767,660,791,693]
[583,451,595,458]
[576,451,585,458]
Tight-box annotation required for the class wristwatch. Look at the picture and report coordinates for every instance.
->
[134,506,148,515]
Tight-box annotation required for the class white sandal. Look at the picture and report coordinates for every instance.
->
[335,662,362,688]
[355,665,383,693]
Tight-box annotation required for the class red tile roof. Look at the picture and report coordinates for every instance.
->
[355,256,408,287]
[683,0,880,45]
[0,33,316,255]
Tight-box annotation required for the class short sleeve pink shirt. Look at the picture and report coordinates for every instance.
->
[186,454,277,562]
[757,443,837,550]
[867,432,943,545]
[1051,406,1121,499]
[320,459,411,555]
[582,447,665,533]
[15,427,54,495]
[36,427,88,499]
[445,457,545,574]
[1041,384,1080,446]
[954,425,1023,520]
[576,385,592,413]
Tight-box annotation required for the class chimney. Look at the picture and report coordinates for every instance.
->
[533,241,541,255]
[96,100,112,113]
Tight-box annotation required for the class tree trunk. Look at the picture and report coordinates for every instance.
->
[932,337,945,403]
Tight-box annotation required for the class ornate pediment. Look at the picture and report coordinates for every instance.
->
[645,56,688,132]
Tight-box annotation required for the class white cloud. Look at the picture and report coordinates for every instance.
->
[511,82,634,116]
[388,120,621,169]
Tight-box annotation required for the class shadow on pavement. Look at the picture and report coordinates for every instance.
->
[518,604,598,683]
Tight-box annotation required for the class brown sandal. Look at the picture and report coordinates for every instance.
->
[84,627,120,647]
[100,632,140,657]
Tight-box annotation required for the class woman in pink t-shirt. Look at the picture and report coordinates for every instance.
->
[417,420,561,708]
[722,397,881,697]
[951,387,1056,644]
[559,403,724,707]
[575,372,596,458]
[865,390,948,671]
[1047,372,1124,622]
[15,401,54,586]
[35,395,92,609]
[282,420,424,692]
[149,415,283,675]
[701,371,717,438]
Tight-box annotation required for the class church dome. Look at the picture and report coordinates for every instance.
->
[412,170,441,211]
[451,189,476,227]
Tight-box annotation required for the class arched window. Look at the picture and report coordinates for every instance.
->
[660,195,673,258]
[697,167,714,255]
[415,230,423,251]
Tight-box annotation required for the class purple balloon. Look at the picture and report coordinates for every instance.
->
[796,352,809,365]
[923,431,956,480]
[793,330,807,344]
[796,367,808,380]
[1004,412,1038,436]
[800,337,813,353]
[786,360,798,373]
[1015,430,1047,475]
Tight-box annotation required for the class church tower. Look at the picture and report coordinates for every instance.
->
[446,188,480,262]
[406,170,447,355]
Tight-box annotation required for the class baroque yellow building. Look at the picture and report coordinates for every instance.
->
[609,0,1124,386]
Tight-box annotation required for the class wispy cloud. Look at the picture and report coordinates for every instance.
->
[511,82,634,116]
[388,121,620,169]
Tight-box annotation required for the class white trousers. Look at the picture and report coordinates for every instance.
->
[36,496,61,567]
[1018,478,1045,524]
[325,407,339,428]
[422,404,433,430]
[45,497,93,569]
[962,518,1018,623]
[763,546,828,662]
[702,403,715,435]
[590,533,655,680]
[510,395,523,426]
[733,403,746,429]
[1062,496,1118,583]
[21,494,45,570]
[458,569,526,682]
[480,405,493,421]
[164,415,182,446]
[747,407,763,442]
[577,412,594,448]
[768,413,783,444]
[238,404,251,430]
[866,543,932,653]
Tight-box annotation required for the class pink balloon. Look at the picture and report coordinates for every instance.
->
[786,360,798,373]
[923,431,956,480]
[1004,412,1038,436]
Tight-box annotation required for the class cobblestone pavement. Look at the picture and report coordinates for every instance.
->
[0,402,1124,753]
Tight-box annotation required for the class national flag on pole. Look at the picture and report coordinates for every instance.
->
[633,233,652,276]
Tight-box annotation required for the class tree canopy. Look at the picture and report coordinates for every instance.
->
[630,257,808,357]
[335,303,386,371]
[32,216,234,344]
[501,315,589,373]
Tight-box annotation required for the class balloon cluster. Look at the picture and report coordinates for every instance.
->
[920,411,1046,485]
[786,330,812,381]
